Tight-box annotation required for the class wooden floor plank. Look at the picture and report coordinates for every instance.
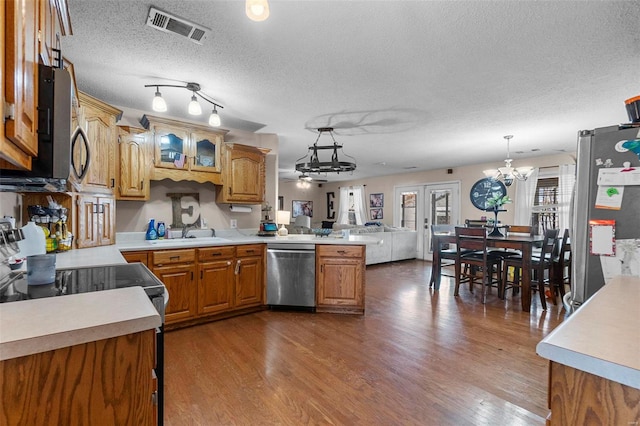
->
[164,260,566,425]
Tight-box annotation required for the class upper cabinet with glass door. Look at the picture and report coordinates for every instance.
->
[141,115,227,184]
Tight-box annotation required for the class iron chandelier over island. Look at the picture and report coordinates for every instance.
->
[295,128,357,175]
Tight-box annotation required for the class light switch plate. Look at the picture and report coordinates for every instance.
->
[230,219,237,228]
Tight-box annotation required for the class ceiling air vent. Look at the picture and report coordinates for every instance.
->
[146,7,210,45]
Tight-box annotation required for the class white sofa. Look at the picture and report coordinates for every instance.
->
[331,224,417,265]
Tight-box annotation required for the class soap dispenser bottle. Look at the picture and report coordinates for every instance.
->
[146,219,158,240]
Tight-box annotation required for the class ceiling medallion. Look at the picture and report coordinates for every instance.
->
[295,127,356,175]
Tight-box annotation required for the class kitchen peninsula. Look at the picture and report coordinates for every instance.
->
[536,275,640,424]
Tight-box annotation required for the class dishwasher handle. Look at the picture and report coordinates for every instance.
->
[268,249,316,255]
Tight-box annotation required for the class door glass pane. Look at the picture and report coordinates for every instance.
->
[159,133,184,163]
[401,192,417,230]
[430,189,453,226]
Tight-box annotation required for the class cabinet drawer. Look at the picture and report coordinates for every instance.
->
[152,249,196,266]
[198,246,235,261]
[317,245,364,258]
[236,244,265,257]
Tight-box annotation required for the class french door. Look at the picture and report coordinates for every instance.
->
[394,182,460,261]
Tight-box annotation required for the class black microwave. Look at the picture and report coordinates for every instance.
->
[0,64,72,191]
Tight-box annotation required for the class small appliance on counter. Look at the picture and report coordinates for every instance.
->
[258,221,278,237]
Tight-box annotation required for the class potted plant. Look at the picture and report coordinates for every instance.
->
[486,194,511,237]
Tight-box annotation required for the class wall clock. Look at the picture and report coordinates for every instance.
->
[469,178,507,211]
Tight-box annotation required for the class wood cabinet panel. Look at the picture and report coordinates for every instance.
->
[316,245,365,314]
[122,251,149,267]
[153,264,196,324]
[117,126,149,200]
[548,361,640,425]
[216,143,267,204]
[198,259,234,315]
[235,255,263,308]
[0,330,156,426]
[4,0,39,158]
[74,194,115,249]
[70,92,121,193]
[198,246,235,262]
[152,249,196,266]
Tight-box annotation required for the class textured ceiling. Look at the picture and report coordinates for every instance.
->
[61,0,640,182]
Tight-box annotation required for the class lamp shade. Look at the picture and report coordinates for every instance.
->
[276,210,291,225]
[294,215,311,228]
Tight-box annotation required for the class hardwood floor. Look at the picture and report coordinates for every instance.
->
[164,260,567,425]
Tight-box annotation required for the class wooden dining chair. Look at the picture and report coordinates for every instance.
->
[501,228,559,310]
[552,228,571,300]
[454,227,504,303]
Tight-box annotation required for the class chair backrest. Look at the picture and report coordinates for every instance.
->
[465,219,487,228]
[455,226,487,253]
[540,228,560,260]
[559,228,571,263]
[507,225,533,236]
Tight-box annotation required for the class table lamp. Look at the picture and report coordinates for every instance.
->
[276,210,291,236]
[294,215,311,233]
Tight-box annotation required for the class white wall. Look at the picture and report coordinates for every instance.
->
[284,152,576,226]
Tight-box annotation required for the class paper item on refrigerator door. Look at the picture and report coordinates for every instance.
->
[597,167,640,186]
[589,219,616,256]
[594,185,624,210]
[600,239,640,282]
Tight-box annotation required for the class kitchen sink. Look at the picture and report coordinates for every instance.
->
[146,237,231,245]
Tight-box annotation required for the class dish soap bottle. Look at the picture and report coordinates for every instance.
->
[157,221,166,239]
[146,219,158,240]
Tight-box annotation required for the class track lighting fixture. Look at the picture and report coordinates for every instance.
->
[144,82,224,127]
[246,0,270,22]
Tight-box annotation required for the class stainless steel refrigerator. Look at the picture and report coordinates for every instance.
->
[571,124,640,307]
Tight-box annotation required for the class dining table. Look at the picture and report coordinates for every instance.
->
[430,230,545,311]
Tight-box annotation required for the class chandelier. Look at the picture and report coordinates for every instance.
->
[483,135,533,186]
[144,82,223,127]
[295,128,356,176]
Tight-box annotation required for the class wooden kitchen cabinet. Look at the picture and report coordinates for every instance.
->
[2,0,71,170]
[70,92,121,193]
[122,250,150,267]
[234,244,265,308]
[197,246,235,315]
[75,194,115,248]
[116,125,150,200]
[216,143,268,204]
[152,249,197,325]
[316,245,365,314]
[0,329,156,425]
[141,114,227,184]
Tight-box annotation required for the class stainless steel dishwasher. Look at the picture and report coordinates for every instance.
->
[267,243,316,309]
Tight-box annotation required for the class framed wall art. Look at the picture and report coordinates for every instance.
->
[292,200,313,218]
[370,208,383,220]
[370,193,384,208]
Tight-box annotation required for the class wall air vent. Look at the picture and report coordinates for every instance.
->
[146,7,210,45]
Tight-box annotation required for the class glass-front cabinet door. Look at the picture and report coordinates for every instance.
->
[190,130,222,173]
[153,124,190,170]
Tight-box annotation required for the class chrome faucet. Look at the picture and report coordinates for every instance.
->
[211,228,216,237]
[181,224,196,239]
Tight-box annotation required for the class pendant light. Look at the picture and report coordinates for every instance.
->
[152,86,167,112]
[246,0,270,22]
[145,82,224,127]
[208,107,221,127]
[483,135,533,186]
[295,127,357,177]
[188,92,202,115]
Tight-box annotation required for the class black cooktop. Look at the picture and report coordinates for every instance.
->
[0,263,165,304]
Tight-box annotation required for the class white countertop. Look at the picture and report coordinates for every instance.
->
[116,231,376,251]
[536,275,640,389]
[11,245,126,272]
[0,286,161,361]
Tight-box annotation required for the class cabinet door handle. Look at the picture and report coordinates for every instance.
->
[320,265,324,273]
[200,270,203,279]
[141,180,144,190]
[191,271,194,280]
[228,187,232,195]
[235,260,241,275]
[337,250,347,255]
[227,261,232,266]
[211,252,222,257]
[111,178,115,188]
[170,256,180,261]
